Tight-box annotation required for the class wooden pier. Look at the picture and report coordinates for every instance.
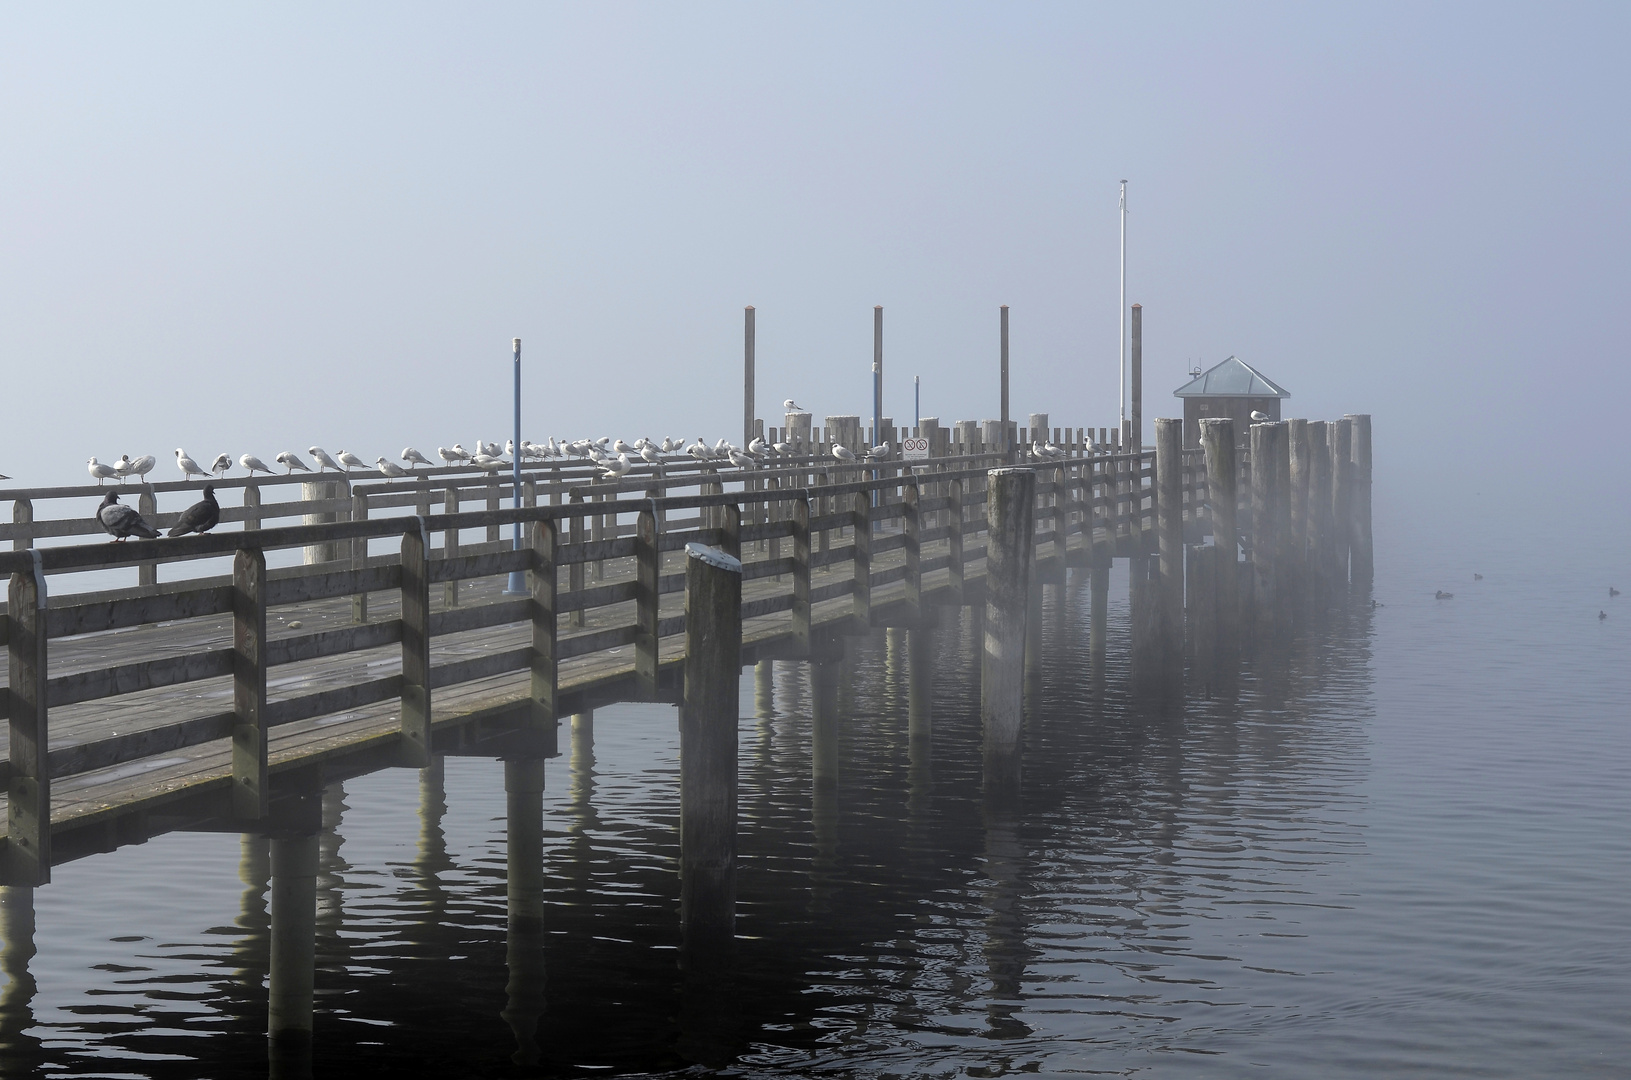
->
[0,412,1371,1062]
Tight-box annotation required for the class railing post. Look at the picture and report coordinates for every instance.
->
[679,543,743,955]
[399,521,431,768]
[791,492,811,654]
[7,553,50,885]
[442,485,460,609]
[851,490,871,625]
[529,519,559,755]
[1347,414,1373,586]
[487,477,502,544]
[635,505,660,699]
[11,498,32,552]
[1052,464,1069,576]
[244,483,262,531]
[902,475,921,617]
[947,476,965,604]
[568,490,586,629]
[351,490,369,624]
[232,547,269,818]
[137,489,158,587]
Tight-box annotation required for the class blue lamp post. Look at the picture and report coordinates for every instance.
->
[504,337,526,596]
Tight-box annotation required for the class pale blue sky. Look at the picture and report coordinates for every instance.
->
[2,3,1625,490]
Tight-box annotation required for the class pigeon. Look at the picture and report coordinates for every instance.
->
[402,447,434,469]
[96,491,160,541]
[127,454,156,482]
[832,444,857,463]
[309,447,342,473]
[1250,410,1271,422]
[240,453,276,477]
[376,457,409,478]
[209,453,233,477]
[336,450,368,471]
[168,485,221,537]
[87,457,118,485]
[176,448,209,480]
[1435,590,1453,600]
[783,398,803,412]
[276,451,312,474]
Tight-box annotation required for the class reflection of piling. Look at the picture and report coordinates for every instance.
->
[907,628,933,811]
[982,468,1035,786]
[679,543,742,958]
[811,660,840,791]
[268,833,319,1078]
[502,757,548,1066]
[1346,414,1373,586]
[754,661,774,722]
[0,886,39,1069]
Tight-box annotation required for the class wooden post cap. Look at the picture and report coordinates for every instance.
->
[685,542,741,574]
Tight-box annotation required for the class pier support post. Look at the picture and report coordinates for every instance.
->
[268,832,318,1075]
[1250,421,1291,638]
[502,756,547,1066]
[851,491,871,626]
[1307,422,1333,604]
[1154,419,1185,673]
[442,485,461,609]
[233,548,270,816]
[1199,418,1239,659]
[1330,417,1353,589]
[947,477,966,605]
[680,544,742,956]
[902,477,921,617]
[1288,418,1312,617]
[528,521,559,755]
[350,490,369,624]
[981,468,1035,785]
[635,505,660,699]
[7,557,49,886]
[790,494,811,654]
[1347,414,1373,586]
[398,523,431,768]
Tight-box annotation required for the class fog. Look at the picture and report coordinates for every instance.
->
[1,3,1625,514]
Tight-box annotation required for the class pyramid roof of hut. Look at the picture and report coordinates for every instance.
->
[1171,355,1290,398]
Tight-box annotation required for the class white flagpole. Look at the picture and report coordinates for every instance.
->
[1119,180,1127,436]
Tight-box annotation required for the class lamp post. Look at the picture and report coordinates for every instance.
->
[504,337,526,596]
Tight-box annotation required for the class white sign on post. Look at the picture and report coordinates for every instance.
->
[902,436,930,461]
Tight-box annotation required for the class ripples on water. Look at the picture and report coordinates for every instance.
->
[1,519,1628,1078]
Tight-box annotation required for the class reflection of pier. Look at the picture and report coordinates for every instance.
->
[0,410,1374,1069]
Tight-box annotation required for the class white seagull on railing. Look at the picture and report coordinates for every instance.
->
[449,444,473,462]
[866,443,893,460]
[472,453,507,472]
[209,453,233,477]
[376,457,409,478]
[128,454,155,481]
[783,398,803,412]
[240,453,277,477]
[402,447,434,469]
[309,447,342,472]
[336,450,368,472]
[600,453,633,478]
[176,448,208,480]
[831,444,856,463]
[87,457,118,485]
[727,447,756,469]
[277,451,312,474]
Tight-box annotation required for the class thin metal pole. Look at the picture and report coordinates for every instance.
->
[744,306,756,449]
[1119,180,1127,432]
[505,337,525,595]
[872,306,883,449]
[1000,305,1010,460]
[914,375,920,430]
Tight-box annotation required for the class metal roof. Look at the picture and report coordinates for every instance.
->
[1171,356,1290,398]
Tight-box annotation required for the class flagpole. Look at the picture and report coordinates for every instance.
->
[1119,180,1127,439]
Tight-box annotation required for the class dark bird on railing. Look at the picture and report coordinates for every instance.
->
[97,491,160,542]
[1611,586,1621,598]
[168,485,221,537]
[1435,590,1454,600]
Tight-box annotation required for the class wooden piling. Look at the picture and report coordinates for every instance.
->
[1199,418,1239,655]
[399,523,431,768]
[7,555,49,885]
[679,542,743,953]
[902,476,921,617]
[232,547,269,816]
[1347,414,1373,585]
[1130,304,1143,452]
[1250,421,1291,636]
[636,504,660,698]
[790,493,811,654]
[350,490,368,624]
[503,755,547,1065]
[947,476,966,604]
[529,520,559,755]
[851,490,871,625]
[981,468,1035,779]
[1154,418,1184,669]
[442,485,460,609]
[1288,418,1312,613]
[1330,416,1353,588]
[1307,421,1332,601]
[568,489,586,628]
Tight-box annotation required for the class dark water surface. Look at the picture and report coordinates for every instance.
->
[2,506,1628,1078]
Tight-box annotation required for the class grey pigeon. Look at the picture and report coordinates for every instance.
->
[168,485,221,537]
[97,491,161,541]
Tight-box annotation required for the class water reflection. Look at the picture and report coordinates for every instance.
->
[0,887,39,1070]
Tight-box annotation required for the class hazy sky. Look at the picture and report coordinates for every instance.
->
[2,2,1625,492]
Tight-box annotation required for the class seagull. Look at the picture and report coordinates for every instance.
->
[472,454,507,472]
[97,491,160,541]
[276,451,312,474]
[612,439,634,455]
[832,444,857,463]
[686,439,710,461]
[1600,610,1609,620]
[1435,590,1454,600]
[866,443,893,460]
[600,453,633,478]
[772,440,792,454]
[748,436,768,455]
[127,454,156,482]
[240,453,276,477]
[87,457,118,485]
[176,448,209,480]
[0,471,9,481]
[375,457,409,478]
[1250,410,1271,422]
[714,438,731,457]
[1473,573,1483,581]
[783,398,803,412]
[480,441,501,457]
[168,485,221,537]
[112,454,135,482]
[437,447,461,466]
[336,450,368,472]
[449,444,473,462]
[402,447,434,469]
[727,447,756,469]
[639,445,662,464]
[309,447,342,473]
[209,453,233,477]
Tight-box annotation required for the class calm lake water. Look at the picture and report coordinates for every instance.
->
[1,493,1628,1078]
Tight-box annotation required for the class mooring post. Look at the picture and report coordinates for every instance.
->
[1250,421,1291,637]
[7,557,50,886]
[233,547,270,817]
[1155,419,1185,671]
[1347,414,1373,586]
[529,520,559,755]
[398,523,431,768]
[1307,421,1332,602]
[982,468,1035,783]
[1330,416,1354,588]
[679,543,742,955]
[502,756,547,1066]
[1199,418,1239,657]
[1288,419,1312,617]
[790,493,811,655]
[947,476,966,604]
[568,490,586,629]
[268,832,319,1074]
[851,490,871,626]
[902,476,921,617]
